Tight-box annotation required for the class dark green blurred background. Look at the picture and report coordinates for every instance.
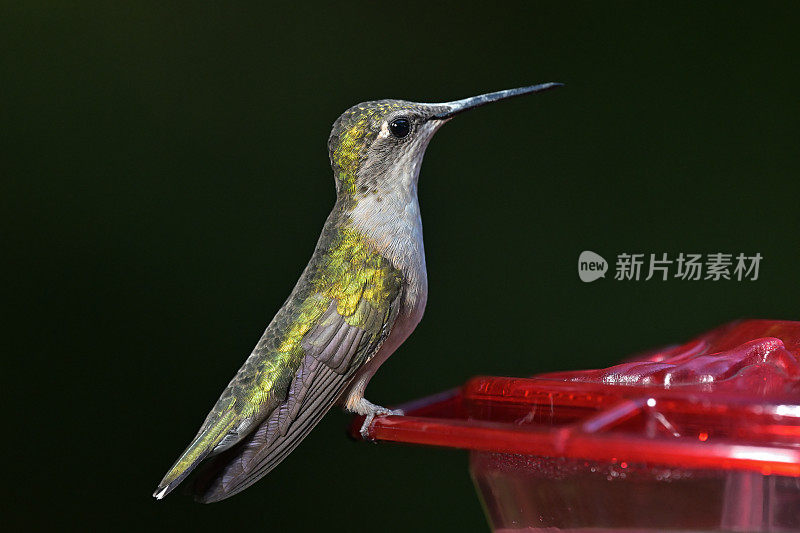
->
[3,2,799,531]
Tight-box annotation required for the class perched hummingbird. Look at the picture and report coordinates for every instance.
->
[153,83,561,503]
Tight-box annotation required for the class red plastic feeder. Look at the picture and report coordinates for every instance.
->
[352,320,800,532]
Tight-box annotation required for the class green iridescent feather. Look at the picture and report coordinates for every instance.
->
[155,211,402,497]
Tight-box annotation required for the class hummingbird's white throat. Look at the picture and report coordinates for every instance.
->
[347,119,442,317]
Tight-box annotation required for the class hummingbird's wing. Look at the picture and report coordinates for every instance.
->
[192,292,401,502]
[154,223,403,502]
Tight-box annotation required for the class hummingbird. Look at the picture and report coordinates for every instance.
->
[153,83,562,503]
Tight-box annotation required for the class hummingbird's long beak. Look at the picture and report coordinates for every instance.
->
[430,82,563,120]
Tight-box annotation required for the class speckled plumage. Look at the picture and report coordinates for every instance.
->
[154,83,561,502]
[155,198,406,500]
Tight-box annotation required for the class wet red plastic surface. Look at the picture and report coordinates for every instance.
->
[352,320,800,476]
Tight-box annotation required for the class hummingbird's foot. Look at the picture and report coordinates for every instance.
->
[349,398,403,440]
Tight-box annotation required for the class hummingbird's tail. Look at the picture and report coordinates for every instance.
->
[153,411,239,500]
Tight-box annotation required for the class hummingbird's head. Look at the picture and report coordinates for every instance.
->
[328,100,447,201]
[327,83,562,203]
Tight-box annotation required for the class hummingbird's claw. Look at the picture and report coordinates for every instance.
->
[350,398,403,440]
[359,413,375,440]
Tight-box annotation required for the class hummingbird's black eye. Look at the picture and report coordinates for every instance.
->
[389,117,411,138]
